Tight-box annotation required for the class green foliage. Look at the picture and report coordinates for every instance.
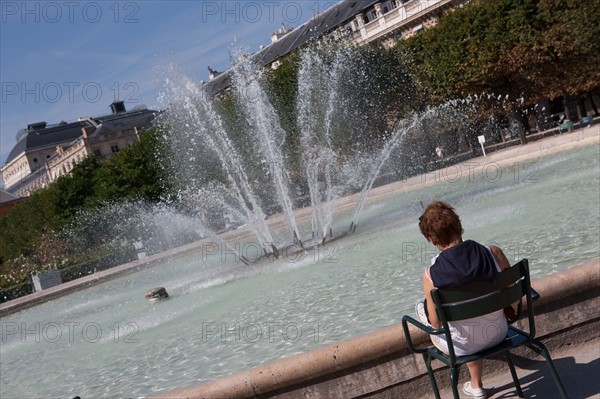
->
[397,0,600,109]
[0,127,171,263]
[264,50,303,180]
[262,43,422,158]
[504,0,600,99]
[93,127,173,203]
[50,156,102,222]
[342,44,422,145]
[0,188,60,260]
[213,89,266,184]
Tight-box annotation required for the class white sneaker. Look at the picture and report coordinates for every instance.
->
[415,300,430,325]
[463,382,487,399]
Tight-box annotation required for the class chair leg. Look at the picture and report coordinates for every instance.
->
[450,366,460,399]
[422,353,441,399]
[505,352,524,398]
[526,341,568,399]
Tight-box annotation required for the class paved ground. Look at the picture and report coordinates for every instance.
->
[433,337,600,399]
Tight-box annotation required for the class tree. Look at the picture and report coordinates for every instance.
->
[502,0,600,118]
[264,50,303,180]
[50,155,102,221]
[0,127,171,264]
[397,0,600,115]
[93,127,173,203]
[0,187,58,260]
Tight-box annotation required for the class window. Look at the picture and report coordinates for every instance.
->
[111,145,120,153]
[94,149,102,157]
[356,16,364,28]
[367,9,378,21]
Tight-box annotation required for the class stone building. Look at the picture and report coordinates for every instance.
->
[1,101,159,197]
[341,0,459,47]
[205,0,467,94]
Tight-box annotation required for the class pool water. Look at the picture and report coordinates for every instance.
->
[1,144,598,398]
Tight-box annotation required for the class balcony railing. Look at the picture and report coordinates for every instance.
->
[352,0,452,44]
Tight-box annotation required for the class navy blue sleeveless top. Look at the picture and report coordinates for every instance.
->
[430,240,498,288]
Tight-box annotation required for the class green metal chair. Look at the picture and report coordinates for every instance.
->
[580,115,594,128]
[402,259,568,399]
[558,120,574,133]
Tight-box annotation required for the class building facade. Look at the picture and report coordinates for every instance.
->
[344,0,460,47]
[1,101,159,197]
[205,0,467,93]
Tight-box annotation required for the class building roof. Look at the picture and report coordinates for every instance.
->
[0,188,19,203]
[5,121,90,165]
[93,108,158,129]
[204,0,379,96]
[3,105,158,165]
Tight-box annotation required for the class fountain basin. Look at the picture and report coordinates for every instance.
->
[0,129,598,398]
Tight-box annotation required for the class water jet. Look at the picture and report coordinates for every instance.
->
[2,43,597,399]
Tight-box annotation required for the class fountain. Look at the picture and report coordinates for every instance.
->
[296,46,349,242]
[0,45,598,398]
[159,44,462,258]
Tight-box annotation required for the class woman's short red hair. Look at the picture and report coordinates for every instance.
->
[418,201,463,247]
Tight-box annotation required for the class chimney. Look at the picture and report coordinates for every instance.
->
[27,121,47,132]
[81,125,96,138]
[208,66,220,80]
[271,23,293,43]
[110,101,126,114]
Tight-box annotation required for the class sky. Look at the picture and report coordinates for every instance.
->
[0,0,339,166]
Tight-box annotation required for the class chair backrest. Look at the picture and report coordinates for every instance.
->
[431,259,536,338]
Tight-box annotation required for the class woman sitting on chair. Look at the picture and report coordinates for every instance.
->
[417,201,511,399]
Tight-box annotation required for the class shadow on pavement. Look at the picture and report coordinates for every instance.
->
[488,353,600,399]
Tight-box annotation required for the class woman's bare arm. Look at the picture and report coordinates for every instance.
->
[422,270,441,328]
[490,244,520,313]
[490,245,511,270]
